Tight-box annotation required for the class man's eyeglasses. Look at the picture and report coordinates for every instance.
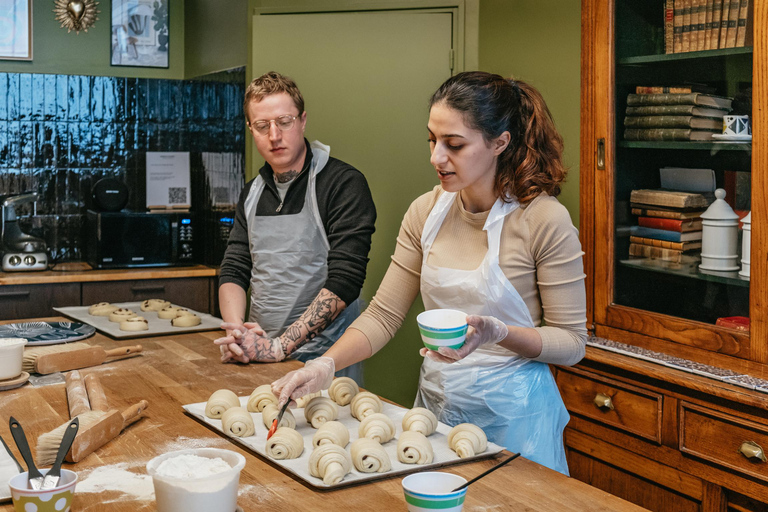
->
[248,115,300,136]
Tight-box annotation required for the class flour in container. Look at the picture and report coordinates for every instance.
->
[154,454,231,479]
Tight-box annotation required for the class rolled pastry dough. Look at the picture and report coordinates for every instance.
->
[158,306,187,319]
[304,397,339,428]
[172,314,201,327]
[119,316,148,331]
[221,406,255,437]
[88,302,118,316]
[328,377,359,406]
[266,427,304,459]
[205,389,240,419]
[397,431,434,464]
[358,413,396,443]
[295,391,322,408]
[261,402,296,429]
[350,391,382,420]
[312,421,349,448]
[447,423,487,458]
[350,438,391,473]
[140,299,171,311]
[108,308,137,323]
[247,384,278,413]
[402,407,438,437]
[309,444,352,485]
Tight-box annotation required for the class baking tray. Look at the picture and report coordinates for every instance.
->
[183,391,504,489]
[54,302,223,339]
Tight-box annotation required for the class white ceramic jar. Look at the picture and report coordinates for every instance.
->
[0,338,28,380]
[700,189,740,272]
[739,211,751,279]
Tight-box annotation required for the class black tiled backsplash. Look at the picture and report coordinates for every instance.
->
[0,68,246,262]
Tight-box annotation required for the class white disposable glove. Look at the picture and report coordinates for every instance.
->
[214,322,286,363]
[271,356,335,406]
[420,314,508,363]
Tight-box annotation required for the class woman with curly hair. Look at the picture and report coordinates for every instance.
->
[272,71,587,475]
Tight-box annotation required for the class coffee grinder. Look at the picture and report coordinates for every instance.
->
[1,192,48,271]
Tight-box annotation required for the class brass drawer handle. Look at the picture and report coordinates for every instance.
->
[739,441,767,462]
[593,392,614,411]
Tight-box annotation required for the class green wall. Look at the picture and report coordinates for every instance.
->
[184,0,248,79]
[478,0,582,226]
[0,0,185,78]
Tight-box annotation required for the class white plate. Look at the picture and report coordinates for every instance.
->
[183,391,504,490]
[0,444,22,502]
[0,321,95,346]
[712,133,752,141]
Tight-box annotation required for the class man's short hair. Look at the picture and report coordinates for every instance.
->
[243,71,305,123]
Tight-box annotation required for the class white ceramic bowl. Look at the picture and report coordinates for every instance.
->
[9,468,78,512]
[0,338,27,380]
[146,448,245,512]
[402,471,468,512]
[416,309,468,351]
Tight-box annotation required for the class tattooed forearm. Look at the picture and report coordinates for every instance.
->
[280,288,345,355]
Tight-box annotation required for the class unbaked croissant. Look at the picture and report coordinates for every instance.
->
[266,427,304,459]
[402,407,438,436]
[221,406,255,437]
[350,391,382,420]
[247,384,278,413]
[304,397,339,428]
[295,391,322,408]
[350,438,391,473]
[397,431,434,464]
[312,420,350,448]
[261,402,296,429]
[309,444,352,485]
[328,377,359,406]
[447,423,487,458]
[358,413,396,443]
[205,389,240,419]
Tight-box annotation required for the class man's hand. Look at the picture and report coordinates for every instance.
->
[215,322,286,363]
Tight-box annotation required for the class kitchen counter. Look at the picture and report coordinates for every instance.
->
[0,318,648,511]
[0,263,217,285]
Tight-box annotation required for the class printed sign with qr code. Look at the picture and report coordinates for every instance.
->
[146,152,190,208]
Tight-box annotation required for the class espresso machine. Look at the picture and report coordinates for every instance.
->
[1,192,48,271]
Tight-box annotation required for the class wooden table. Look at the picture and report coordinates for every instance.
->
[0,319,648,511]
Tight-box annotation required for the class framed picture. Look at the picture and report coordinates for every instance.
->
[0,0,33,61]
[111,0,168,68]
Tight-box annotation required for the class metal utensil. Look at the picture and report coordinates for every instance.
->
[9,416,44,490]
[0,433,23,473]
[451,452,521,492]
[42,417,79,490]
[267,401,290,440]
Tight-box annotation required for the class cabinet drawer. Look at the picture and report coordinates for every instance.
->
[82,277,211,314]
[556,368,663,443]
[680,402,768,482]
[0,283,80,320]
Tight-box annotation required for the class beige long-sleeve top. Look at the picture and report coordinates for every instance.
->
[350,186,588,366]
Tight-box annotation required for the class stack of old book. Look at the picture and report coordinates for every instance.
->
[629,189,708,263]
[624,90,733,141]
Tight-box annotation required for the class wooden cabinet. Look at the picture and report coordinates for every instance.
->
[0,283,80,319]
[576,0,768,510]
[81,277,211,314]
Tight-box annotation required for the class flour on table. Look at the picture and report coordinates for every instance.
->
[77,463,155,501]
[155,454,230,479]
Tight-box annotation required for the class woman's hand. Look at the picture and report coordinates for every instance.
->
[272,357,335,406]
[420,314,509,363]
[215,322,286,363]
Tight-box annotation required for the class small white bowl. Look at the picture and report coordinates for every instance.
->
[0,338,27,380]
[9,468,78,512]
[402,471,468,512]
[416,310,468,351]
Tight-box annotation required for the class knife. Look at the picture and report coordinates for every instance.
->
[9,417,44,490]
[42,417,79,490]
[0,433,23,473]
[267,401,290,440]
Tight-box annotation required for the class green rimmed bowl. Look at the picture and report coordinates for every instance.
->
[417,309,467,351]
[402,471,468,512]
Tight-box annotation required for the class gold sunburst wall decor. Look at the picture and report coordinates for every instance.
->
[53,0,100,34]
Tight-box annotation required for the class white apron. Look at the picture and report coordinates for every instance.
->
[414,191,570,475]
[244,141,363,383]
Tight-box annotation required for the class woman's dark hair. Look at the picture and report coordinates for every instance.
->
[429,71,566,203]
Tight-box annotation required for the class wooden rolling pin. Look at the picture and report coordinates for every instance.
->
[84,373,110,412]
[35,345,143,375]
[65,371,91,417]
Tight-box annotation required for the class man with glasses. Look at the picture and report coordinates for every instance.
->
[215,71,376,383]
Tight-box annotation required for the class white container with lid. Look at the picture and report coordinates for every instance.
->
[700,189,740,272]
[739,211,751,279]
[0,338,27,380]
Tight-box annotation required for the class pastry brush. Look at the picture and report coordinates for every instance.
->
[267,401,290,440]
[22,343,90,373]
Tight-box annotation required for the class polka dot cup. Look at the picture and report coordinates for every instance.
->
[9,469,78,512]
